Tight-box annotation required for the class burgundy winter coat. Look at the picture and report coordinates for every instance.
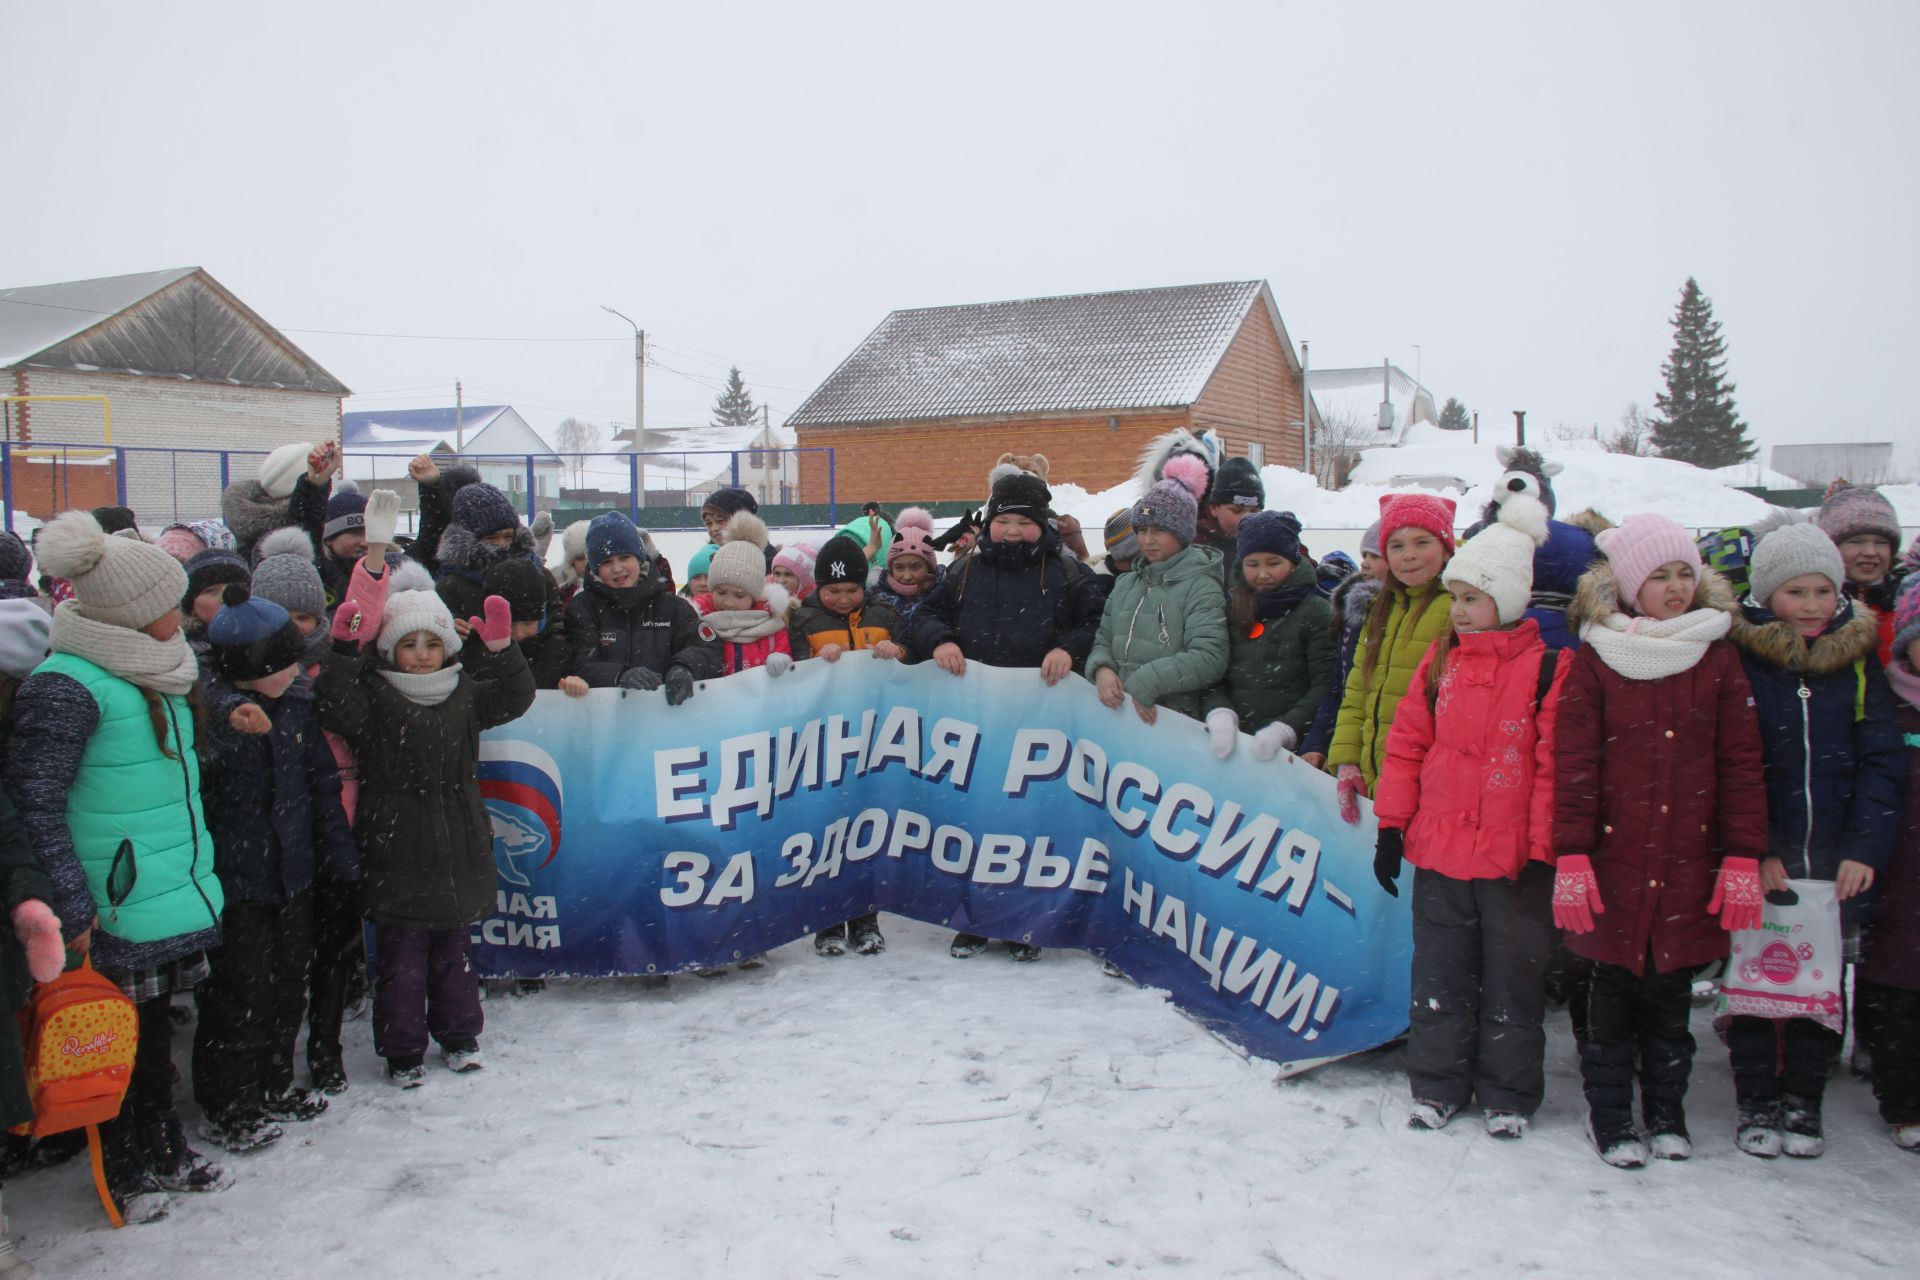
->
[1552,567,1770,976]
[1861,701,1920,992]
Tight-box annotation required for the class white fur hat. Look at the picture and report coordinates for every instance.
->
[1445,492,1549,624]
[259,441,313,500]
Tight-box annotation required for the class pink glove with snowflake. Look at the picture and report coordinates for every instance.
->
[1336,764,1366,825]
[470,595,514,653]
[1708,856,1764,933]
[1551,855,1605,934]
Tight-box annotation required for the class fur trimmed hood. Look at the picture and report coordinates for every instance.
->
[436,522,536,581]
[1730,599,1881,677]
[1329,572,1383,638]
[1560,508,1615,537]
[1568,559,1737,632]
[220,479,291,554]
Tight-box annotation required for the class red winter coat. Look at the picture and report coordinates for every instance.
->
[1552,567,1769,976]
[691,592,794,675]
[1374,620,1568,881]
[1861,699,1920,992]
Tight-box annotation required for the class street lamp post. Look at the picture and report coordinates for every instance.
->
[602,305,646,513]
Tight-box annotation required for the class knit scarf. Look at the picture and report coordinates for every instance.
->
[1579,605,1730,681]
[1887,659,1920,711]
[700,605,786,643]
[1254,581,1314,620]
[377,664,462,706]
[49,601,199,695]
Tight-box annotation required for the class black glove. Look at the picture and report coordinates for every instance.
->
[617,666,662,692]
[1373,827,1405,897]
[664,665,695,707]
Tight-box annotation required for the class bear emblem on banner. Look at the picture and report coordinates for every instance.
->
[478,741,564,888]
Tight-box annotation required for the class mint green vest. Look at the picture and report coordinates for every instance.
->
[35,652,223,943]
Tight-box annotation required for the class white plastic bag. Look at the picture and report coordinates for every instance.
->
[1718,878,1844,1033]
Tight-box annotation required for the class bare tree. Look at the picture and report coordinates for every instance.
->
[1313,406,1375,489]
[554,417,604,488]
[1602,402,1652,456]
[1546,420,1598,445]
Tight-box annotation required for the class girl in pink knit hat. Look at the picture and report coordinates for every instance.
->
[868,507,945,624]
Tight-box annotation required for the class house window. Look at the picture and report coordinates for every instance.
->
[748,448,766,470]
[506,472,523,492]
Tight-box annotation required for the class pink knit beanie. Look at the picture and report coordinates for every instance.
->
[887,507,938,570]
[770,540,817,596]
[1595,513,1702,609]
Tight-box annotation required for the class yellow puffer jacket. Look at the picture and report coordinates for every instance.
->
[1327,576,1449,786]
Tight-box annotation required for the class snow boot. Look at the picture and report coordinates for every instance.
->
[1590,1118,1647,1169]
[950,933,988,959]
[1780,1094,1825,1158]
[1892,1121,1920,1152]
[1736,1100,1784,1158]
[309,1049,348,1096]
[1642,1089,1691,1161]
[1407,1099,1458,1130]
[1007,942,1042,962]
[199,1106,284,1155]
[386,1055,426,1089]
[139,1109,233,1193]
[99,1119,170,1224]
[850,919,886,956]
[814,925,847,957]
[262,1085,329,1122]
[444,1045,485,1074]
[1483,1110,1527,1140]
[28,1131,84,1171]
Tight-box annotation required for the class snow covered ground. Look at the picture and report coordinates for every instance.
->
[7,919,1913,1278]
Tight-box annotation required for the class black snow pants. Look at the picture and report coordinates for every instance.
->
[1728,1014,1842,1107]
[1859,978,1920,1125]
[192,893,314,1116]
[1580,955,1697,1136]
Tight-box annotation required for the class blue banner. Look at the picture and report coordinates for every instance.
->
[471,655,1410,1074]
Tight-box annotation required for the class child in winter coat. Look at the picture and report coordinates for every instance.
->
[479,557,573,691]
[1202,511,1334,763]
[1862,574,1920,1153]
[682,542,716,600]
[787,534,906,958]
[193,586,357,1151]
[1086,461,1228,727]
[1552,513,1770,1169]
[434,482,537,620]
[5,511,233,1222]
[1723,523,1904,1158]
[1302,520,1384,768]
[1327,495,1457,818]
[315,557,534,1085]
[1371,496,1564,1136]
[249,518,372,1096]
[914,470,1105,961]
[691,512,795,677]
[562,512,721,702]
[1816,484,1906,665]
[868,507,945,623]
[768,541,816,603]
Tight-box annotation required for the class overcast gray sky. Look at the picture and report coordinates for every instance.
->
[6,0,1915,462]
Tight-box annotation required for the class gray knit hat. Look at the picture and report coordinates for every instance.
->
[1360,520,1383,558]
[1131,477,1198,545]
[1749,522,1846,607]
[33,510,188,630]
[251,527,328,619]
[1816,484,1901,555]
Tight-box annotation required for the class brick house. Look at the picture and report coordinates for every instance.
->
[1,267,349,525]
[785,280,1309,504]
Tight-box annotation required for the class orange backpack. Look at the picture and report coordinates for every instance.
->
[12,957,140,1226]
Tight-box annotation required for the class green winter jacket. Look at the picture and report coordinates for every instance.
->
[1202,584,1335,739]
[1086,544,1229,720]
[32,652,223,944]
[1327,575,1449,786]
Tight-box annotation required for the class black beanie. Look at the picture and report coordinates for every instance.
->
[984,472,1053,526]
[1208,456,1264,510]
[184,547,252,607]
[703,487,759,519]
[91,505,140,537]
[814,535,869,587]
[482,556,549,624]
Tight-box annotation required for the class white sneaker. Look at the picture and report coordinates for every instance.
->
[386,1063,426,1089]
[1648,1131,1693,1161]
[445,1047,485,1074]
[1483,1111,1528,1139]
[1407,1099,1458,1130]
[1892,1122,1920,1152]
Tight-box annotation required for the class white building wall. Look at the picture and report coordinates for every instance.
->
[9,366,341,526]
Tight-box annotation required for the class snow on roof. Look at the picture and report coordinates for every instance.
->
[343,405,510,449]
[0,267,199,367]
[1306,365,1435,438]
[786,280,1270,428]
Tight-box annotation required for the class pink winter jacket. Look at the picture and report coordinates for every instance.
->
[1372,619,1568,881]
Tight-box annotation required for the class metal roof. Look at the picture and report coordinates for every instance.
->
[0,267,198,366]
[786,280,1272,428]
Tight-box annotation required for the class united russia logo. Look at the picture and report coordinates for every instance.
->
[478,741,564,887]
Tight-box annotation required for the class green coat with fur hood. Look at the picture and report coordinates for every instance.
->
[1086,543,1228,720]
[1328,575,1449,786]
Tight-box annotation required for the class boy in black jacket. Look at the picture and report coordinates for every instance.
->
[562,512,720,702]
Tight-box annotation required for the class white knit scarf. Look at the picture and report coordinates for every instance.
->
[377,664,463,706]
[49,601,199,695]
[1579,606,1731,681]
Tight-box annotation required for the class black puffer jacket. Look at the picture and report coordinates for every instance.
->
[908,535,1104,670]
[565,574,722,687]
[434,524,538,621]
[200,675,358,904]
[313,640,533,929]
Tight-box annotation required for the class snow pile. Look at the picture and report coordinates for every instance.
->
[9,922,1910,1277]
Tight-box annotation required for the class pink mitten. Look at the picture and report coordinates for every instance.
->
[1551,855,1605,934]
[1336,764,1366,825]
[472,595,514,653]
[332,557,390,647]
[12,900,66,983]
[1708,856,1764,933]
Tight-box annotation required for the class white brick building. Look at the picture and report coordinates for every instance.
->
[1,267,349,526]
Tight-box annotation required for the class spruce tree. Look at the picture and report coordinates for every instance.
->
[1649,278,1755,467]
[710,366,759,430]
[1437,397,1470,432]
